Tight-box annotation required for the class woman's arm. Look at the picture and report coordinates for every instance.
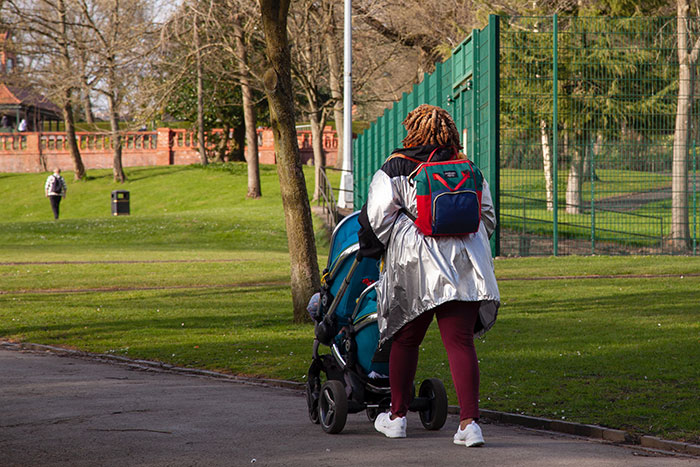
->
[480,179,497,238]
[357,170,402,258]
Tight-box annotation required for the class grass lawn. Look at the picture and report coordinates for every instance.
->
[1,164,699,444]
[501,167,700,247]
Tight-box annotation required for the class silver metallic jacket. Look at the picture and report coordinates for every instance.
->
[360,146,500,345]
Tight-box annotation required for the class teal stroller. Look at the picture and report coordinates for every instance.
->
[305,211,448,434]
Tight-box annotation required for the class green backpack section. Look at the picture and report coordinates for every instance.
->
[394,148,484,236]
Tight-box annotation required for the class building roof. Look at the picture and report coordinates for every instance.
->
[0,83,62,119]
[0,83,21,104]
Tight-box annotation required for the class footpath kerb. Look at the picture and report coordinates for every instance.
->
[3,340,698,459]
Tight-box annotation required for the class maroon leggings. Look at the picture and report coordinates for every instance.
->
[389,300,480,421]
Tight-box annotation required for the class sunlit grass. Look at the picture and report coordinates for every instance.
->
[500,167,700,246]
[1,165,698,444]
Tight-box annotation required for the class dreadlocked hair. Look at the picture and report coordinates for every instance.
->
[402,104,461,149]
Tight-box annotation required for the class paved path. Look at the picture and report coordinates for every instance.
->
[1,347,697,467]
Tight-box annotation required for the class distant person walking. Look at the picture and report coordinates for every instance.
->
[17,118,27,132]
[45,168,67,219]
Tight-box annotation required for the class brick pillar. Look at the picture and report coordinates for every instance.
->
[156,128,173,166]
[24,132,43,172]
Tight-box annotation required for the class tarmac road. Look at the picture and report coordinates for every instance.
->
[1,346,697,467]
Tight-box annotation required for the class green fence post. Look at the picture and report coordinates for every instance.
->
[488,14,500,256]
[382,111,389,161]
[694,140,697,255]
[590,138,595,254]
[523,196,527,248]
[435,61,443,105]
[552,13,559,256]
[471,28,480,162]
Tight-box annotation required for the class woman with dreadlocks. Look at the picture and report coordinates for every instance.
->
[358,104,500,445]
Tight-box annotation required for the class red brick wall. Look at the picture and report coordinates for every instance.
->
[0,131,168,172]
[0,127,340,173]
[248,126,339,166]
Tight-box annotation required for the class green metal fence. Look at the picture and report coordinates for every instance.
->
[501,15,699,256]
[353,15,699,256]
[352,15,500,254]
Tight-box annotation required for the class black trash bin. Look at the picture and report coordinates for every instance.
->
[111,190,130,216]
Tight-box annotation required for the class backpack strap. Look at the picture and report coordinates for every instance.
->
[385,153,422,164]
[400,207,417,222]
[432,170,471,191]
[385,153,423,179]
[384,154,421,222]
[426,146,441,162]
[387,147,461,179]
[387,146,459,165]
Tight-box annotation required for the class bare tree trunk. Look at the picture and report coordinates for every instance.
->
[672,5,698,252]
[540,120,553,211]
[310,108,326,201]
[81,86,94,124]
[214,124,230,163]
[57,0,86,180]
[259,0,320,323]
[561,123,569,164]
[566,145,583,214]
[77,50,95,124]
[62,98,86,180]
[194,15,207,166]
[108,92,125,183]
[583,131,601,182]
[71,8,95,126]
[673,73,691,250]
[232,13,261,198]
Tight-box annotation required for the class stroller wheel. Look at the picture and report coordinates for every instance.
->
[366,407,381,422]
[319,380,348,434]
[418,378,448,431]
[306,382,320,424]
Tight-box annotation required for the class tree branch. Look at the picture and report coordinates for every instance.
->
[352,2,441,62]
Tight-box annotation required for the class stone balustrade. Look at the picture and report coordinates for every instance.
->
[0,126,340,173]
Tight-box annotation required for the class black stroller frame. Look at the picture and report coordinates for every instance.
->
[305,215,449,435]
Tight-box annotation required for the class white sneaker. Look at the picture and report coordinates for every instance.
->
[374,412,407,438]
[453,421,485,447]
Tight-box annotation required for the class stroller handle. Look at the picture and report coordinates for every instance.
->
[324,257,360,320]
[315,257,361,346]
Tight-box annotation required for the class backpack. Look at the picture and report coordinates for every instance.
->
[393,148,483,236]
[50,175,63,194]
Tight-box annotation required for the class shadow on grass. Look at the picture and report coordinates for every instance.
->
[0,173,33,181]
[0,216,292,253]
[122,165,192,182]
[1,285,314,379]
[2,281,698,441]
[0,285,302,332]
